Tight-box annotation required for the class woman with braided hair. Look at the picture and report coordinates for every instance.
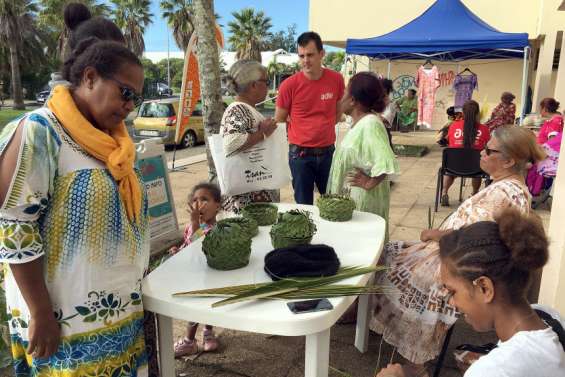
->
[370,126,546,376]
[0,20,149,377]
[377,208,565,376]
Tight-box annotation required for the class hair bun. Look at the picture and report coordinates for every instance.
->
[64,3,92,31]
[495,208,548,271]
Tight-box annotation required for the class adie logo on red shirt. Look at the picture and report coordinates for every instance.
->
[321,93,334,100]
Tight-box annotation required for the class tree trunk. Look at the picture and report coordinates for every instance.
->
[193,0,223,183]
[7,18,25,110]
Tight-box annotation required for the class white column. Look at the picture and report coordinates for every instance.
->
[539,131,565,316]
[553,31,565,100]
[532,31,558,111]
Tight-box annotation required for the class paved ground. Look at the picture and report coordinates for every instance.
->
[163,130,552,377]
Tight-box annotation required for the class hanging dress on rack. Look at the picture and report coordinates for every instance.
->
[453,72,478,109]
[416,65,440,129]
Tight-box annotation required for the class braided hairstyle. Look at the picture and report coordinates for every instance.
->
[439,208,548,303]
[462,100,480,149]
[62,39,141,87]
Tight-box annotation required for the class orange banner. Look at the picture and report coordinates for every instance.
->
[175,24,224,144]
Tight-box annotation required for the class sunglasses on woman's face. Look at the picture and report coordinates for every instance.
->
[108,77,144,107]
[483,145,501,156]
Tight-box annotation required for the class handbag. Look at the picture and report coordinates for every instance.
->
[209,125,291,197]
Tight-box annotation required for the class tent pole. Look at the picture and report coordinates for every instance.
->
[520,46,530,125]
[387,60,391,79]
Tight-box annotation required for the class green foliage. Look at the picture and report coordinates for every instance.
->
[173,265,389,308]
[161,0,194,52]
[227,7,272,62]
[323,51,345,72]
[0,269,12,369]
[111,0,153,57]
[264,23,297,53]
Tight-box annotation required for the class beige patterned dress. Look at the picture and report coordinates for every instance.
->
[370,178,531,363]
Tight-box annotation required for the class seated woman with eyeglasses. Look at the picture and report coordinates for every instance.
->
[377,207,565,377]
[370,126,545,377]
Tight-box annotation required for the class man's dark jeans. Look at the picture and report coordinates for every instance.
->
[288,145,335,205]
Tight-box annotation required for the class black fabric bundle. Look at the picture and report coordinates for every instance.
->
[264,244,341,281]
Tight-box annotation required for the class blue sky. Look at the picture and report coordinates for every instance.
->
[143,0,310,52]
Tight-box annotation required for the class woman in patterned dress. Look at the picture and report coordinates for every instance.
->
[0,37,149,376]
[221,60,279,213]
[485,92,516,131]
[370,126,545,376]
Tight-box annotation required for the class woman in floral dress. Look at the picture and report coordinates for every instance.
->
[371,126,545,376]
[221,60,279,213]
[0,38,149,376]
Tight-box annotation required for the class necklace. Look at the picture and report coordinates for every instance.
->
[511,311,539,334]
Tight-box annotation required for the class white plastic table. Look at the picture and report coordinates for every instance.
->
[142,203,386,377]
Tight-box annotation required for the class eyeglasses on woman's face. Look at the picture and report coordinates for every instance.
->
[108,77,144,107]
[483,145,502,156]
[256,78,271,86]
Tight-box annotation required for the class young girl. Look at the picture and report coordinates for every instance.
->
[171,183,222,357]
[376,208,565,377]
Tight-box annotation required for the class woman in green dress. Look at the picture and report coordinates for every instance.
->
[396,89,418,132]
[328,73,399,238]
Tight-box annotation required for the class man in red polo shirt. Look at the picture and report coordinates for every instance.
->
[275,31,345,204]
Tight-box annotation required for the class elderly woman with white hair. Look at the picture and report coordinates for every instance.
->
[221,59,279,212]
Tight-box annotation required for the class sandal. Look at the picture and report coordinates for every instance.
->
[174,337,199,358]
[440,194,449,207]
[202,329,219,352]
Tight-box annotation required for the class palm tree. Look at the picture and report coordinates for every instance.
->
[266,61,285,91]
[161,0,194,52]
[39,0,111,61]
[193,0,222,182]
[112,0,152,57]
[228,8,272,62]
[0,0,43,109]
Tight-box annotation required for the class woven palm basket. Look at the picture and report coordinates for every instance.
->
[241,203,278,226]
[202,222,252,270]
[217,216,259,238]
[270,210,317,249]
[316,194,356,222]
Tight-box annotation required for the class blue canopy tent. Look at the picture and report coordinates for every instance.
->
[345,0,531,120]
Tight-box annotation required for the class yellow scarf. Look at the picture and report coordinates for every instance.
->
[47,85,142,222]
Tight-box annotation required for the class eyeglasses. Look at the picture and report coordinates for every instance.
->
[108,77,144,107]
[483,146,501,156]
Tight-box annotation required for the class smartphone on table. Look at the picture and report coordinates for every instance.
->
[287,298,333,314]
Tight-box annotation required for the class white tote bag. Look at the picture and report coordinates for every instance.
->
[209,125,291,197]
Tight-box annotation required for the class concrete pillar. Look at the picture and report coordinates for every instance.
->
[533,31,558,111]
[539,133,565,316]
[554,32,565,100]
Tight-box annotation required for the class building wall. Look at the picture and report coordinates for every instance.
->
[309,0,542,46]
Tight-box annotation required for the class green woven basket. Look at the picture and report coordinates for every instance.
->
[217,216,259,238]
[270,210,317,249]
[202,223,252,270]
[241,203,278,226]
[316,194,356,222]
